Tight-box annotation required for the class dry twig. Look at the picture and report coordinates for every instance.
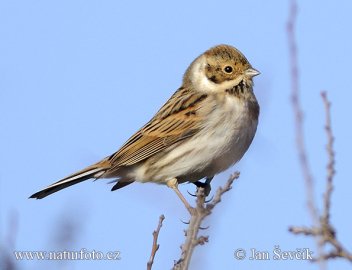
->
[287,0,319,226]
[173,172,239,270]
[289,93,352,263]
[287,0,352,265]
[147,214,165,270]
[286,0,322,265]
[320,92,335,225]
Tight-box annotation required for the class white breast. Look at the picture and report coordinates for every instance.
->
[133,94,258,183]
[195,95,258,175]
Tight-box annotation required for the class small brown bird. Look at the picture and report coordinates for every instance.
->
[30,44,260,201]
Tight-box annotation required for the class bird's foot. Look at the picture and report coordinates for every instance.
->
[167,178,194,214]
[193,176,213,196]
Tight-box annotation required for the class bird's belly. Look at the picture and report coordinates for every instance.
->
[134,97,258,183]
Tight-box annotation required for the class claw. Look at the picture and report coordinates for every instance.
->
[199,225,210,230]
[205,196,214,203]
[181,219,190,225]
[187,190,197,197]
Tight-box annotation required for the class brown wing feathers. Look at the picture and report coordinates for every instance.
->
[30,88,209,199]
[108,88,208,167]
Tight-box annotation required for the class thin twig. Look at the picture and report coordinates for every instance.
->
[173,172,239,270]
[147,214,165,270]
[287,0,319,226]
[289,93,352,263]
[318,92,351,262]
[287,1,325,266]
[207,173,238,210]
[320,91,335,225]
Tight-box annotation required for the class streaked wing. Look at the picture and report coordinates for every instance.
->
[108,87,209,167]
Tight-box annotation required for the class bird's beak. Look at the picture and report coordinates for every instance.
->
[245,68,260,78]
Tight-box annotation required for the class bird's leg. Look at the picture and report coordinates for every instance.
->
[167,178,194,214]
[193,176,213,196]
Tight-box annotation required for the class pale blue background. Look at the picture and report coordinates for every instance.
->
[1,0,351,269]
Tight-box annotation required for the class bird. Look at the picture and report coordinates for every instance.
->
[30,44,260,205]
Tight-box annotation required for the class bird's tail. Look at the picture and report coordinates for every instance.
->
[29,160,110,199]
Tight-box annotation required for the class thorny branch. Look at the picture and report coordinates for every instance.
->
[173,172,239,270]
[147,214,165,270]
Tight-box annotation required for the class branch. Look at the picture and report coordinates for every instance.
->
[289,93,352,263]
[287,0,319,226]
[286,1,352,265]
[286,0,324,266]
[320,91,335,225]
[173,172,240,270]
[147,214,165,270]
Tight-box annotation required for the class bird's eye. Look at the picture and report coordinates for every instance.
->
[224,66,233,73]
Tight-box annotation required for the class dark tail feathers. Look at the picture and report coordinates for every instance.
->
[30,165,107,199]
